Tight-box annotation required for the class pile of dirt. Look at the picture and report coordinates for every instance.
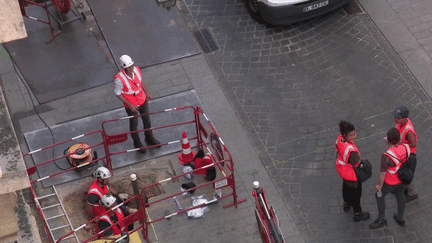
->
[60,167,172,241]
[110,169,167,209]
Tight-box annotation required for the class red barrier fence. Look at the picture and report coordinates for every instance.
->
[23,106,246,242]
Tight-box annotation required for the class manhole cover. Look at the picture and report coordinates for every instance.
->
[193,28,219,53]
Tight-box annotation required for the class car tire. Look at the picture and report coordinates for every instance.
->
[245,0,265,23]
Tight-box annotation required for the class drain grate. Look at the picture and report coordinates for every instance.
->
[343,0,364,15]
[193,28,219,53]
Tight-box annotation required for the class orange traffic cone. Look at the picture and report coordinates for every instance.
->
[178,131,196,165]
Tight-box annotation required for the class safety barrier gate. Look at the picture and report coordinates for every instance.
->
[22,105,246,243]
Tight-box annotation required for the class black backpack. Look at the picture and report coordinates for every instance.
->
[398,154,417,185]
[385,144,416,185]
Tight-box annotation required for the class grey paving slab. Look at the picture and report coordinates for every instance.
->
[359,0,432,118]
[358,0,421,53]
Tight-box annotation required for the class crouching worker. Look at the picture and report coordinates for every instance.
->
[87,167,129,217]
[98,193,136,237]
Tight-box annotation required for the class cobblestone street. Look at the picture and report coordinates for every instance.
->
[181,0,432,241]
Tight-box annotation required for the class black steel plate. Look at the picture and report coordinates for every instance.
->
[5,5,117,103]
[87,0,200,68]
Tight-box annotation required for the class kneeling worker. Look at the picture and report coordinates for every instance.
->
[87,167,121,217]
[99,193,135,236]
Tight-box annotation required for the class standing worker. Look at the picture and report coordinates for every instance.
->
[114,55,160,153]
[335,120,370,222]
[369,127,408,229]
[392,106,418,203]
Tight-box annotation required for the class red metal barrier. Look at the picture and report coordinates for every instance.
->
[252,182,285,243]
[56,195,146,243]
[136,106,247,242]
[19,0,61,43]
[24,130,106,185]
[23,106,246,242]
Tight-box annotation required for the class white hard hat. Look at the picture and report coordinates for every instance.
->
[100,193,116,208]
[119,55,134,69]
[182,165,194,180]
[93,167,111,179]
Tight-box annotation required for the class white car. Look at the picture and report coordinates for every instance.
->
[245,0,350,25]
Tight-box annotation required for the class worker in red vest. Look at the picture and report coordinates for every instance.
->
[392,106,418,203]
[87,167,119,217]
[114,55,160,153]
[98,194,135,236]
[369,127,408,229]
[335,120,370,222]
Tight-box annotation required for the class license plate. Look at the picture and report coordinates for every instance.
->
[303,0,329,12]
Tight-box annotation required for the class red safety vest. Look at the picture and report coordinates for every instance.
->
[335,134,359,181]
[396,118,417,154]
[194,154,213,175]
[384,144,410,185]
[87,179,109,217]
[99,208,127,236]
[114,66,146,107]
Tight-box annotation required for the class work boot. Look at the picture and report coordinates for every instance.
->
[405,194,418,203]
[145,133,160,146]
[133,140,146,153]
[369,218,387,229]
[353,211,370,222]
[343,202,351,212]
[393,214,405,227]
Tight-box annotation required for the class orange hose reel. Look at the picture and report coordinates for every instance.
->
[65,143,93,169]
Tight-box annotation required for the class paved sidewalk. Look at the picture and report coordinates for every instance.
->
[358,0,432,97]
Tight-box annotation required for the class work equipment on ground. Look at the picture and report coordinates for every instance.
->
[31,185,79,242]
[178,131,196,165]
[64,143,97,171]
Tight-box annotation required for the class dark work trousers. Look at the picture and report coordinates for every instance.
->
[376,182,405,220]
[125,100,151,143]
[343,181,362,213]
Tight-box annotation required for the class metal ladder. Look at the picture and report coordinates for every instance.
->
[36,185,79,243]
